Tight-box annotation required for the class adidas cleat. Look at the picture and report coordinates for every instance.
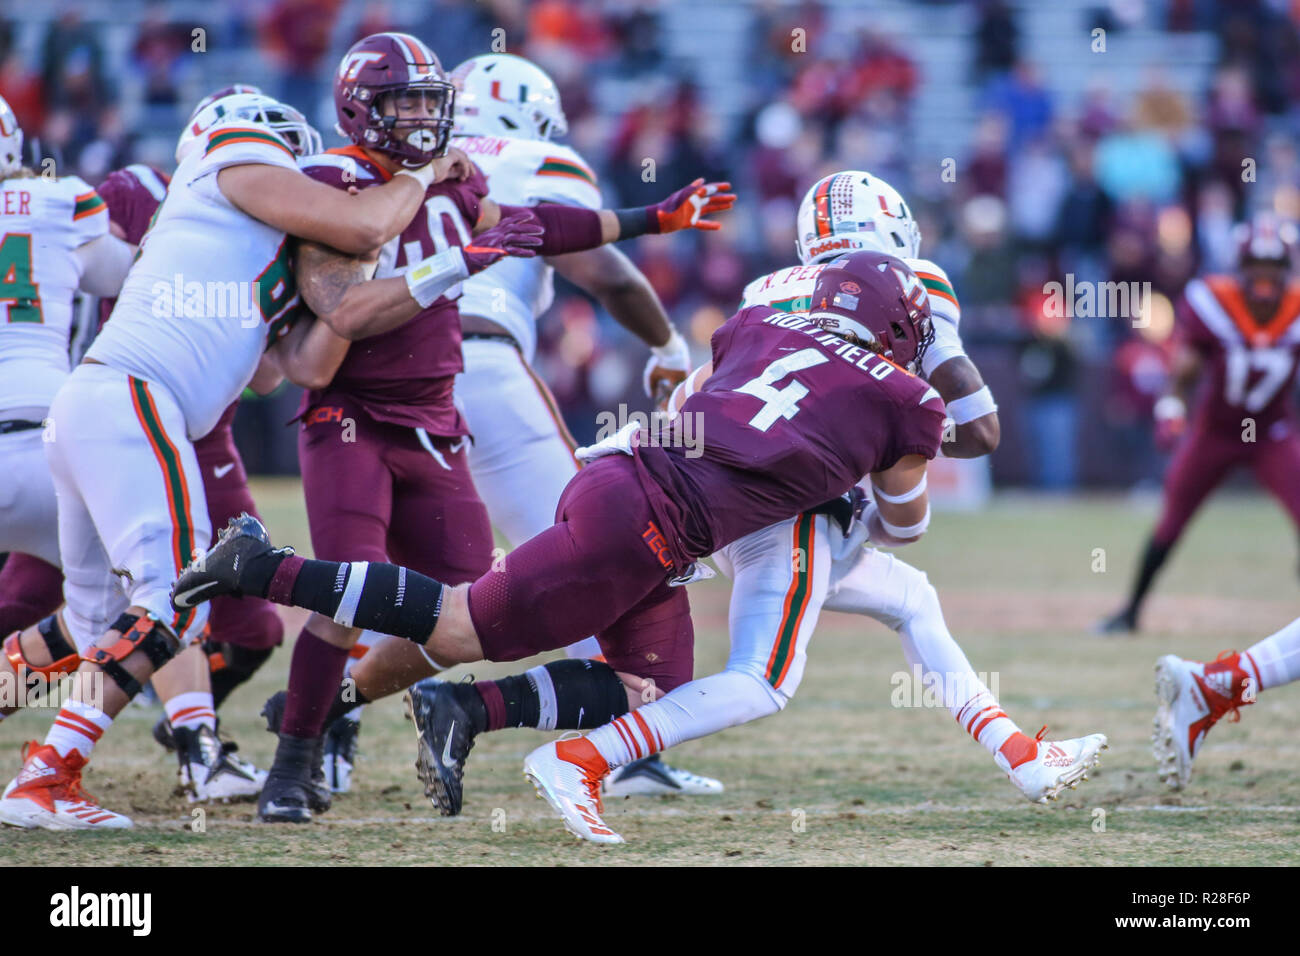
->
[407,678,479,816]
[524,737,623,845]
[995,728,1108,803]
[602,754,724,798]
[1153,653,1251,790]
[171,514,289,610]
[0,742,132,830]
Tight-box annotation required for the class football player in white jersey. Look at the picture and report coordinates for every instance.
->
[321,53,720,801]
[0,91,481,831]
[522,172,1106,843]
[0,93,135,579]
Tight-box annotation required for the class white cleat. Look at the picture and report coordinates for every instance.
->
[1152,653,1246,791]
[175,725,263,803]
[603,754,724,798]
[0,742,133,830]
[995,730,1108,803]
[523,738,624,845]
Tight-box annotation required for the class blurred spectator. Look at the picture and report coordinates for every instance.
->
[973,0,1019,79]
[260,0,343,118]
[981,60,1053,150]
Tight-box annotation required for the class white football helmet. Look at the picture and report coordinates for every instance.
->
[450,53,568,141]
[175,90,321,163]
[795,170,921,265]
[0,94,23,177]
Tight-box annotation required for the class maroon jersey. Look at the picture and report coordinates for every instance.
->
[298,146,487,435]
[1182,276,1300,430]
[636,305,946,568]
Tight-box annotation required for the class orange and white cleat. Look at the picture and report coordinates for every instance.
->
[994,727,1108,803]
[523,736,623,845]
[0,742,133,830]
[1153,652,1253,790]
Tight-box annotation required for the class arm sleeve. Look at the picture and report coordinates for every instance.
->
[882,385,947,468]
[501,202,603,255]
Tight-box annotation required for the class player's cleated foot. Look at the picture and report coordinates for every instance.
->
[174,724,263,803]
[1095,608,1137,635]
[994,727,1108,803]
[258,733,320,823]
[171,514,289,609]
[1152,652,1252,790]
[260,690,331,812]
[153,714,176,753]
[602,754,724,798]
[524,736,622,844]
[407,678,479,816]
[0,742,132,830]
[322,715,360,794]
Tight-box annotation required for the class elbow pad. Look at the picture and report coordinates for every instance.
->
[404,247,468,307]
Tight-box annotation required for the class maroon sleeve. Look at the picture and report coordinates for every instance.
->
[1177,291,1215,355]
[441,164,490,228]
[876,383,946,470]
[300,159,356,190]
[499,202,603,256]
[97,167,167,245]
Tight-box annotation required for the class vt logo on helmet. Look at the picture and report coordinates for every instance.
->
[807,251,935,373]
[334,32,457,168]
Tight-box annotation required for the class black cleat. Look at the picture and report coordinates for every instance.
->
[260,691,331,813]
[1095,608,1138,636]
[323,714,360,793]
[171,514,288,610]
[173,724,264,803]
[407,678,479,816]
[258,733,319,823]
[152,714,176,753]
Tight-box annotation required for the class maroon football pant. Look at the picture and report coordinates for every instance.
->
[1154,419,1300,547]
[467,455,695,692]
[0,423,282,650]
[298,397,492,585]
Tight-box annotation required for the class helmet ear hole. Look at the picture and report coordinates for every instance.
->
[891,321,907,339]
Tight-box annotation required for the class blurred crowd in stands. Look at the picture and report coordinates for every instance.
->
[3,0,1298,488]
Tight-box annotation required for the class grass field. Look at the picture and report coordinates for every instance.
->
[2,481,1298,866]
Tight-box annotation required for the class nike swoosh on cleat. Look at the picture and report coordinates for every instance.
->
[441,720,457,769]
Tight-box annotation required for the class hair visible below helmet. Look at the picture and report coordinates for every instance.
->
[449,53,568,141]
[795,170,921,265]
[0,94,24,177]
[807,251,935,373]
[1235,212,1297,269]
[334,32,455,168]
[176,90,319,163]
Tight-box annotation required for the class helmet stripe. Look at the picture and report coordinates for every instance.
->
[394,33,435,77]
[813,176,836,239]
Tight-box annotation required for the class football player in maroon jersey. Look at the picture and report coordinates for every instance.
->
[1101,213,1300,633]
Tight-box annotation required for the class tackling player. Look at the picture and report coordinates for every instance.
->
[0,90,470,830]
[251,33,734,823]
[1100,214,1300,633]
[173,251,950,833]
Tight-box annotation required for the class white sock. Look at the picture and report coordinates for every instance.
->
[1244,616,1300,691]
[164,691,216,732]
[896,578,1022,756]
[586,670,781,770]
[47,700,114,758]
[564,636,604,660]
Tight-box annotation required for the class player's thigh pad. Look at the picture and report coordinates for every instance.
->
[458,340,579,546]
[45,365,210,644]
[0,427,61,566]
[719,512,831,702]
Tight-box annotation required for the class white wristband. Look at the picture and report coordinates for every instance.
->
[394,163,436,190]
[873,473,927,505]
[945,385,997,425]
[880,504,931,540]
[651,329,690,363]
[404,247,469,308]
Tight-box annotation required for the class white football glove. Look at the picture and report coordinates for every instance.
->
[643,329,692,401]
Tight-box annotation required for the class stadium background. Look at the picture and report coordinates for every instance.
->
[3,0,1291,490]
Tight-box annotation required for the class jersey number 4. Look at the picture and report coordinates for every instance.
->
[0,233,42,323]
[736,348,831,431]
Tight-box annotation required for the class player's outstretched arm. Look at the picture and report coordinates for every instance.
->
[928,355,1000,459]
[217,162,435,255]
[550,243,691,400]
[864,454,932,547]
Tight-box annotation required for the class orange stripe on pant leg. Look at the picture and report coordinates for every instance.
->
[772,518,815,688]
[764,516,813,685]
[517,350,579,463]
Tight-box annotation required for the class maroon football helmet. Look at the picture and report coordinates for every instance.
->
[808,251,934,372]
[334,32,455,168]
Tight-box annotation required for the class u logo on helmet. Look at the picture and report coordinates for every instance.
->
[339,50,386,81]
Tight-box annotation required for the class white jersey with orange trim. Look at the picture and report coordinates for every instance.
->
[740,256,964,378]
[0,174,108,412]
[87,119,302,440]
[451,134,602,362]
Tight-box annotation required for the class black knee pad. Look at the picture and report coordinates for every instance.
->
[86,614,179,699]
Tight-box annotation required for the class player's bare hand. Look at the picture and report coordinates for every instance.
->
[430,146,473,183]
[650,178,737,233]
